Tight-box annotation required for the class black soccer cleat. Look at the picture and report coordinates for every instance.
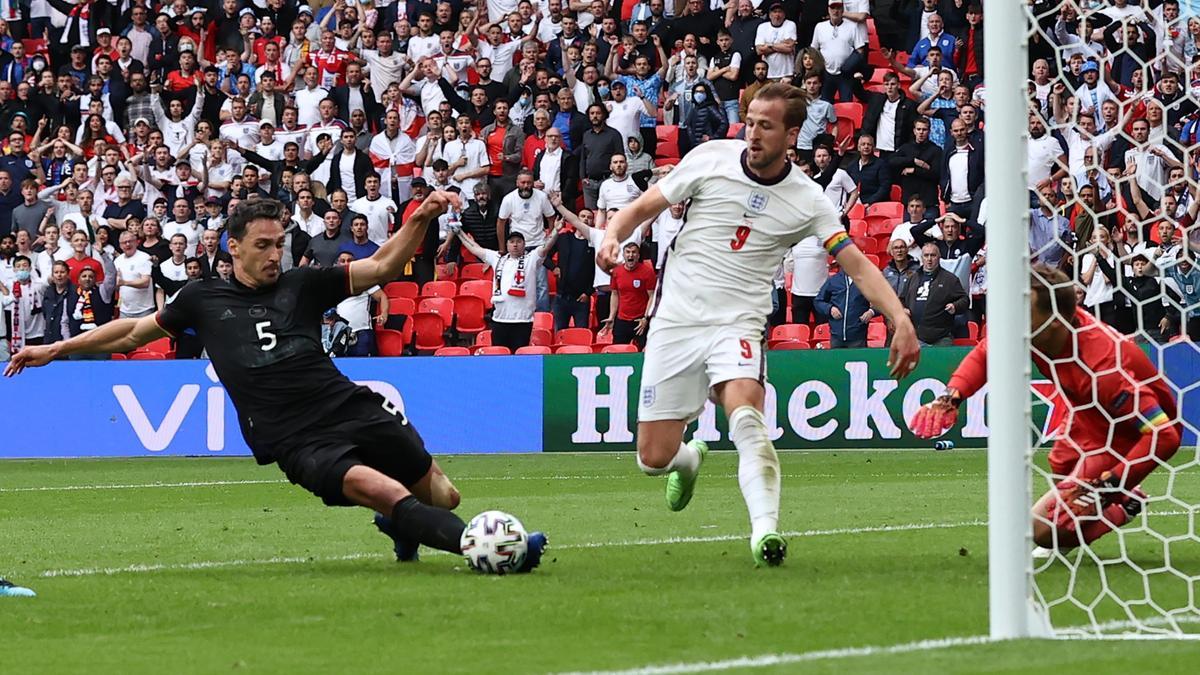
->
[373,512,421,562]
[514,531,547,574]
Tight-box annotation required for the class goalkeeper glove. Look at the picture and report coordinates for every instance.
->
[910,388,962,439]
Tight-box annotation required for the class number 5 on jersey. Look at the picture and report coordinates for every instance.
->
[255,321,277,351]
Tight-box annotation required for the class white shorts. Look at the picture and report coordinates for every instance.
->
[637,322,767,423]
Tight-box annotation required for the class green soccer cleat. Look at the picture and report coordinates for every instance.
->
[752,532,787,568]
[665,440,709,512]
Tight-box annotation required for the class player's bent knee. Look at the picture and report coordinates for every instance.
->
[637,441,674,472]
[433,478,461,510]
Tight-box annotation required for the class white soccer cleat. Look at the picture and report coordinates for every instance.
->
[1032,546,1053,560]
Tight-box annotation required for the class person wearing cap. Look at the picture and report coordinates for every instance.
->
[1073,60,1118,132]
[458,222,563,352]
[755,2,798,81]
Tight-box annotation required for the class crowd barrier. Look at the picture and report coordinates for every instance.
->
[2,346,1196,458]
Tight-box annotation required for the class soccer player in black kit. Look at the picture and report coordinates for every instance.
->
[5,195,545,571]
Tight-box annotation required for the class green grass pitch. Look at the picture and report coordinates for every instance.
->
[2,451,1199,674]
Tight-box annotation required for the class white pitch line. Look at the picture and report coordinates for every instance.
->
[0,479,289,493]
[0,472,977,493]
[36,519,986,578]
[554,635,996,675]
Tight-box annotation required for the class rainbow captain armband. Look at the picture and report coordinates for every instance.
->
[824,231,852,256]
[1139,407,1171,433]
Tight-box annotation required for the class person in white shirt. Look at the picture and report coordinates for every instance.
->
[755,2,798,80]
[292,189,325,237]
[813,146,858,217]
[594,83,919,567]
[363,32,409,102]
[811,1,864,102]
[1026,114,1068,191]
[1125,118,1182,206]
[498,171,557,311]
[2,256,47,349]
[293,66,331,128]
[332,250,389,357]
[153,234,191,309]
[651,202,686,270]
[350,175,399,246]
[368,109,419,202]
[113,230,156,318]
[596,154,643,227]
[458,225,561,352]
[445,116,491,199]
[789,236,829,324]
[605,80,655,149]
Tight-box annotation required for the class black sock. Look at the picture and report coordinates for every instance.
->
[390,495,466,554]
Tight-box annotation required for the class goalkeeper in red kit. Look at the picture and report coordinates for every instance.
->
[910,266,1182,550]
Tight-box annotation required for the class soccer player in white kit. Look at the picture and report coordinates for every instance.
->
[597,84,921,566]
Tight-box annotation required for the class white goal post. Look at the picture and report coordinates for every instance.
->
[985,0,1038,640]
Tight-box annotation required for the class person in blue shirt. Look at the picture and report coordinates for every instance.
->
[1164,254,1200,340]
[908,13,957,67]
[338,214,381,260]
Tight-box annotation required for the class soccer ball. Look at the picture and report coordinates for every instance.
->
[460,510,529,575]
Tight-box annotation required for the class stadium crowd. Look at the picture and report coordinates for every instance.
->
[0,0,1196,359]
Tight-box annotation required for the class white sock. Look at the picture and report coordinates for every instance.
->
[637,442,700,477]
[729,406,780,543]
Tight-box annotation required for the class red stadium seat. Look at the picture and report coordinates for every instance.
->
[812,323,832,342]
[868,201,905,220]
[847,203,866,220]
[385,281,419,300]
[453,295,488,335]
[853,236,877,254]
[653,157,679,168]
[772,340,810,350]
[515,346,552,355]
[867,219,897,237]
[420,280,457,299]
[21,39,48,57]
[601,344,638,353]
[864,253,880,267]
[109,353,128,360]
[129,351,165,360]
[411,313,446,351]
[655,125,680,159]
[435,263,458,281]
[533,312,554,331]
[556,345,593,354]
[388,297,416,316]
[968,321,980,340]
[144,337,173,353]
[867,322,887,347]
[953,338,978,347]
[830,115,856,149]
[375,327,407,356]
[771,324,811,344]
[556,327,593,346]
[459,263,489,280]
[889,185,903,202]
[833,102,864,129]
[475,330,492,348]
[849,219,868,237]
[727,122,744,138]
[476,346,512,355]
[434,346,471,356]
[418,297,455,327]
[530,327,554,347]
[459,279,494,308]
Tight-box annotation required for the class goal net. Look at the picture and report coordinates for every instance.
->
[993,0,1200,639]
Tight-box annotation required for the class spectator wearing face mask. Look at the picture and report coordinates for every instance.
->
[681,82,728,156]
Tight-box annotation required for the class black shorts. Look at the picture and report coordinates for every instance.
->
[272,390,433,506]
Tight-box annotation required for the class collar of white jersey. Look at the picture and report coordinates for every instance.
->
[740,149,791,186]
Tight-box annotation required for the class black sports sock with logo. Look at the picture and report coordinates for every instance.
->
[390,496,466,554]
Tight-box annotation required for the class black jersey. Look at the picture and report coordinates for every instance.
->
[156,266,362,462]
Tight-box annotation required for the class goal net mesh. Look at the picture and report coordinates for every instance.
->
[1023,0,1200,638]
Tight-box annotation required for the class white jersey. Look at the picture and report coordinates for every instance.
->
[653,140,845,328]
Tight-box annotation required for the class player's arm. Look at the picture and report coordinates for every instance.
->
[597,184,670,270]
[910,339,987,438]
[834,241,919,378]
[349,191,460,294]
[4,315,167,377]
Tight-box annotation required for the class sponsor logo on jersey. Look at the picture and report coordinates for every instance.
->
[746,191,769,213]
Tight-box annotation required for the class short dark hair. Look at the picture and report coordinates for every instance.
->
[751,82,809,129]
[1032,264,1076,320]
[13,254,31,267]
[226,198,287,241]
[432,159,449,171]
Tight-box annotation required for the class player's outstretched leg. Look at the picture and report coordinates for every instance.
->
[1033,471,1148,549]
[0,578,35,598]
[728,405,785,567]
[374,461,462,562]
[344,466,467,555]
